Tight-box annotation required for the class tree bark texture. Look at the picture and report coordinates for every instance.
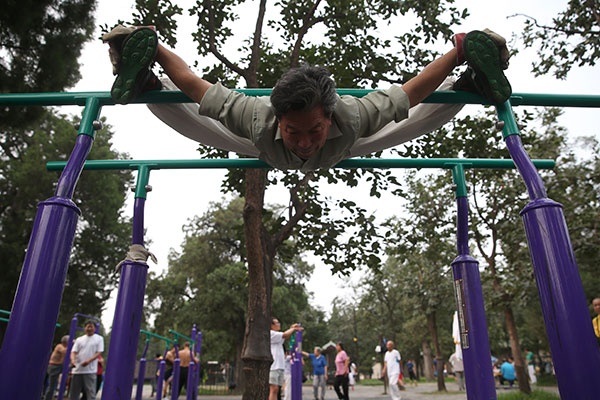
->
[504,307,531,395]
[422,340,434,381]
[241,169,273,400]
[426,312,447,392]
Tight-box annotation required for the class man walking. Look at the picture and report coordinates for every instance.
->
[524,348,537,384]
[302,347,327,400]
[382,341,402,400]
[69,321,104,400]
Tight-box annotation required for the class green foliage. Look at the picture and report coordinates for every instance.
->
[497,390,560,400]
[0,112,133,339]
[146,198,327,363]
[516,1,600,79]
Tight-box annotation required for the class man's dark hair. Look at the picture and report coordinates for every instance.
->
[271,65,337,119]
[84,320,95,328]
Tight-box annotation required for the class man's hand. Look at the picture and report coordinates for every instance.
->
[81,360,90,367]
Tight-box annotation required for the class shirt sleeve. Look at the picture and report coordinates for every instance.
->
[355,85,410,138]
[198,83,261,141]
[96,336,104,353]
[270,330,284,345]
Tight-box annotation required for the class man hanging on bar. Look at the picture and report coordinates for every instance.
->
[102,26,511,170]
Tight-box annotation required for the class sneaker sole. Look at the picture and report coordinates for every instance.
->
[111,28,158,104]
[463,30,512,104]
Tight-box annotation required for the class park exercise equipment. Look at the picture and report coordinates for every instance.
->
[0,89,598,400]
[140,330,175,400]
[57,313,101,400]
[290,326,303,400]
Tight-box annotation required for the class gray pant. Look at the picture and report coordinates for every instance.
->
[70,374,97,400]
[313,374,326,400]
[44,364,63,400]
[455,371,465,391]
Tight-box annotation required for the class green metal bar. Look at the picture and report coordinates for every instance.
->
[495,101,521,139]
[78,96,102,138]
[451,164,468,198]
[47,158,555,171]
[2,90,600,107]
[0,310,10,316]
[168,329,195,345]
[0,318,9,323]
[134,165,151,199]
[140,329,174,344]
[0,314,60,327]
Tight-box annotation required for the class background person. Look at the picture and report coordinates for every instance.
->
[333,342,349,400]
[302,346,327,400]
[69,321,104,400]
[44,335,69,400]
[270,318,303,400]
[381,341,402,400]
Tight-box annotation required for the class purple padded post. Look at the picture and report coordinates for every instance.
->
[503,129,600,399]
[451,196,496,400]
[291,329,303,400]
[186,326,197,400]
[0,132,93,399]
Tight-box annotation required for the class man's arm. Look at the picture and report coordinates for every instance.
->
[155,44,213,104]
[70,351,78,366]
[281,323,303,340]
[81,351,102,367]
[401,49,458,108]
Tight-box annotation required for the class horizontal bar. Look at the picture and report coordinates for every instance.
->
[47,158,556,171]
[74,313,100,322]
[140,329,174,344]
[1,90,599,108]
[169,329,195,344]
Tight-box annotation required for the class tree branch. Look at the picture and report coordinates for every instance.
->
[247,0,268,87]
[271,172,314,249]
[206,0,247,79]
[508,13,600,36]
[290,0,323,68]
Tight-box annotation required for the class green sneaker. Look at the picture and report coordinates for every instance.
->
[461,30,512,104]
[110,27,159,104]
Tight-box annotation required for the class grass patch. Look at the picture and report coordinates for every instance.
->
[421,391,464,395]
[357,379,384,386]
[497,389,560,400]
[535,374,558,387]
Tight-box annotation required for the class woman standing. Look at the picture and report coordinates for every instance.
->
[334,342,349,400]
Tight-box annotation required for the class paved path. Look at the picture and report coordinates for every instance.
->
[120,381,559,400]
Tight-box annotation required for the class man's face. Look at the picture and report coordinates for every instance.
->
[386,341,394,352]
[278,106,331,160]
[314,348,320,356]
[271,319,281,331]
[593,299,600,315]
[84,323,95,336]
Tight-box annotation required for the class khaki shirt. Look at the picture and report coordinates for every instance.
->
[198,83,410,170]
[48,343,67,365]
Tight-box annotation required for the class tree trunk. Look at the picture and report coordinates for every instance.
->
[235,342,245,391]
[422,340,434,381]
[241,169,273,400]
[504,307,531,395]
[426,312,446,392]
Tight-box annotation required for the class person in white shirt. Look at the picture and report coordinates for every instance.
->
[69,321,104,400]
[381,341,402,400]
[270,318,302,400]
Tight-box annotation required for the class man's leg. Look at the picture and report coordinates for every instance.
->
[528,365,537,384]
[269,370,283,400]
[69,374,83,400]
[44,365,61,400]
[178,366,189,396]
[83,374,97,400]
[388,373,401,400]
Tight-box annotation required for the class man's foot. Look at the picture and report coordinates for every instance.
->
[111,27,159,104]
[457,30,512,104]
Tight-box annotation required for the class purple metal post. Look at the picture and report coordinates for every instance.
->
[0,131,96,399]
[186,326,197,400]
[101,194,150,400]
[450,173,496,400]
[194,330,202,400]
[503,133,600,398]
[171,344,181,400]
[135,338,151,400]
[156,347,169,400]
[57,316,79,400]
[291,329,303,400]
